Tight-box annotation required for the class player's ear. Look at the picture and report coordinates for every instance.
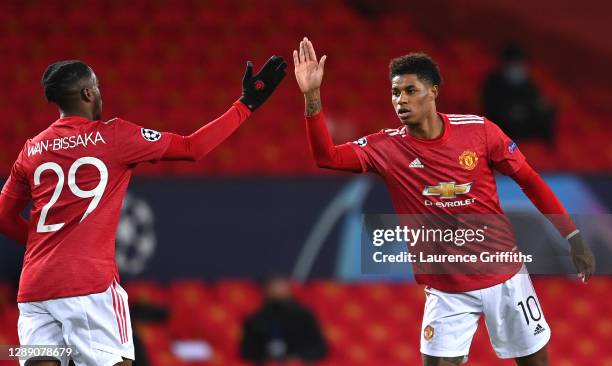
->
[81,87,95,103]
[430,84,439,100]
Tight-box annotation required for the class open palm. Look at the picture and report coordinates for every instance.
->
[293,37,327,94]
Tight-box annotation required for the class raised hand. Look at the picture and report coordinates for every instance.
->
[240,55,288,112]
[293,37,327,94]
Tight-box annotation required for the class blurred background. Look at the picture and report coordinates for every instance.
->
[0,0,611,365]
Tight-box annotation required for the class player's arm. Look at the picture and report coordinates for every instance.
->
[304,107,364,172]
[0,194,28,244]
[162,56,288,162]
[510,163,595,282]
[162,101,250,161]
[485,120,595,282]
[0,153,30,244]
[293,38,363,172]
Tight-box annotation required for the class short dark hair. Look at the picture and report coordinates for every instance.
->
[389,53,442,87]
[42,60,92,105]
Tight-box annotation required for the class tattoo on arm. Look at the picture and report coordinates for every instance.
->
[304,89,322,116]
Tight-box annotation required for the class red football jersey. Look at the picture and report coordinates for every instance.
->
[350,113,526,292]
[2,116,171,302]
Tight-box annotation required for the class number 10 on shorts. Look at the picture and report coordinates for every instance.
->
[517,295,542,325]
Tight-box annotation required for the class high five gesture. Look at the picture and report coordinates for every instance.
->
[293,37,327,116]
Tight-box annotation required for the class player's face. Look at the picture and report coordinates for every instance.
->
[391,74,437,126]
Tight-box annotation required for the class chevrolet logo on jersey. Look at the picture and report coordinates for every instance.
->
[422,182,472,199]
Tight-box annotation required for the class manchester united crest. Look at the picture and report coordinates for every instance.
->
[424,325,434,341]
[458,150,478,171]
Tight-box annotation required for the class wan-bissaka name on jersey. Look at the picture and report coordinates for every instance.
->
[27,132,106,157]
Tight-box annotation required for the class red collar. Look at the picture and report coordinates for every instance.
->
[53,116,95,126]
[403,112,450,147]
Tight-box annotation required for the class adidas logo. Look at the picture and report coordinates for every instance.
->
[533,323,546,336]
[409,158,424,168]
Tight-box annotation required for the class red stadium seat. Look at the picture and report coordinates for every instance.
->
[124,281,168,306]
[213,279,262,318]
[1,0,610,174]
[2,1,612,363]
[167,280,213,339]
[137,324,190,366]
[38,277,612,365]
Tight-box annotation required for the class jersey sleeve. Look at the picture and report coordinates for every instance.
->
[484,119,526,175]
[112,119,172,166]
[304,112,363,172]
[1,150,30,201]
[348,131,389,174]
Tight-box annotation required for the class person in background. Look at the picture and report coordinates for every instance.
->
[482,43,556,144]
[240,276,327,365]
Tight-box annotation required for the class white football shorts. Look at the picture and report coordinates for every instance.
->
[420,267,550,360]
[18,280,134,366]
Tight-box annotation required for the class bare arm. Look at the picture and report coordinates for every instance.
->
[305,89,322,117]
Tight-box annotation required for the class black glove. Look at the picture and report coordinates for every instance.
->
[239,55,288,112]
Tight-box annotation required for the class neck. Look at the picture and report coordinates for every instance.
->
[60,109,94,121]
[405,110,444,140]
